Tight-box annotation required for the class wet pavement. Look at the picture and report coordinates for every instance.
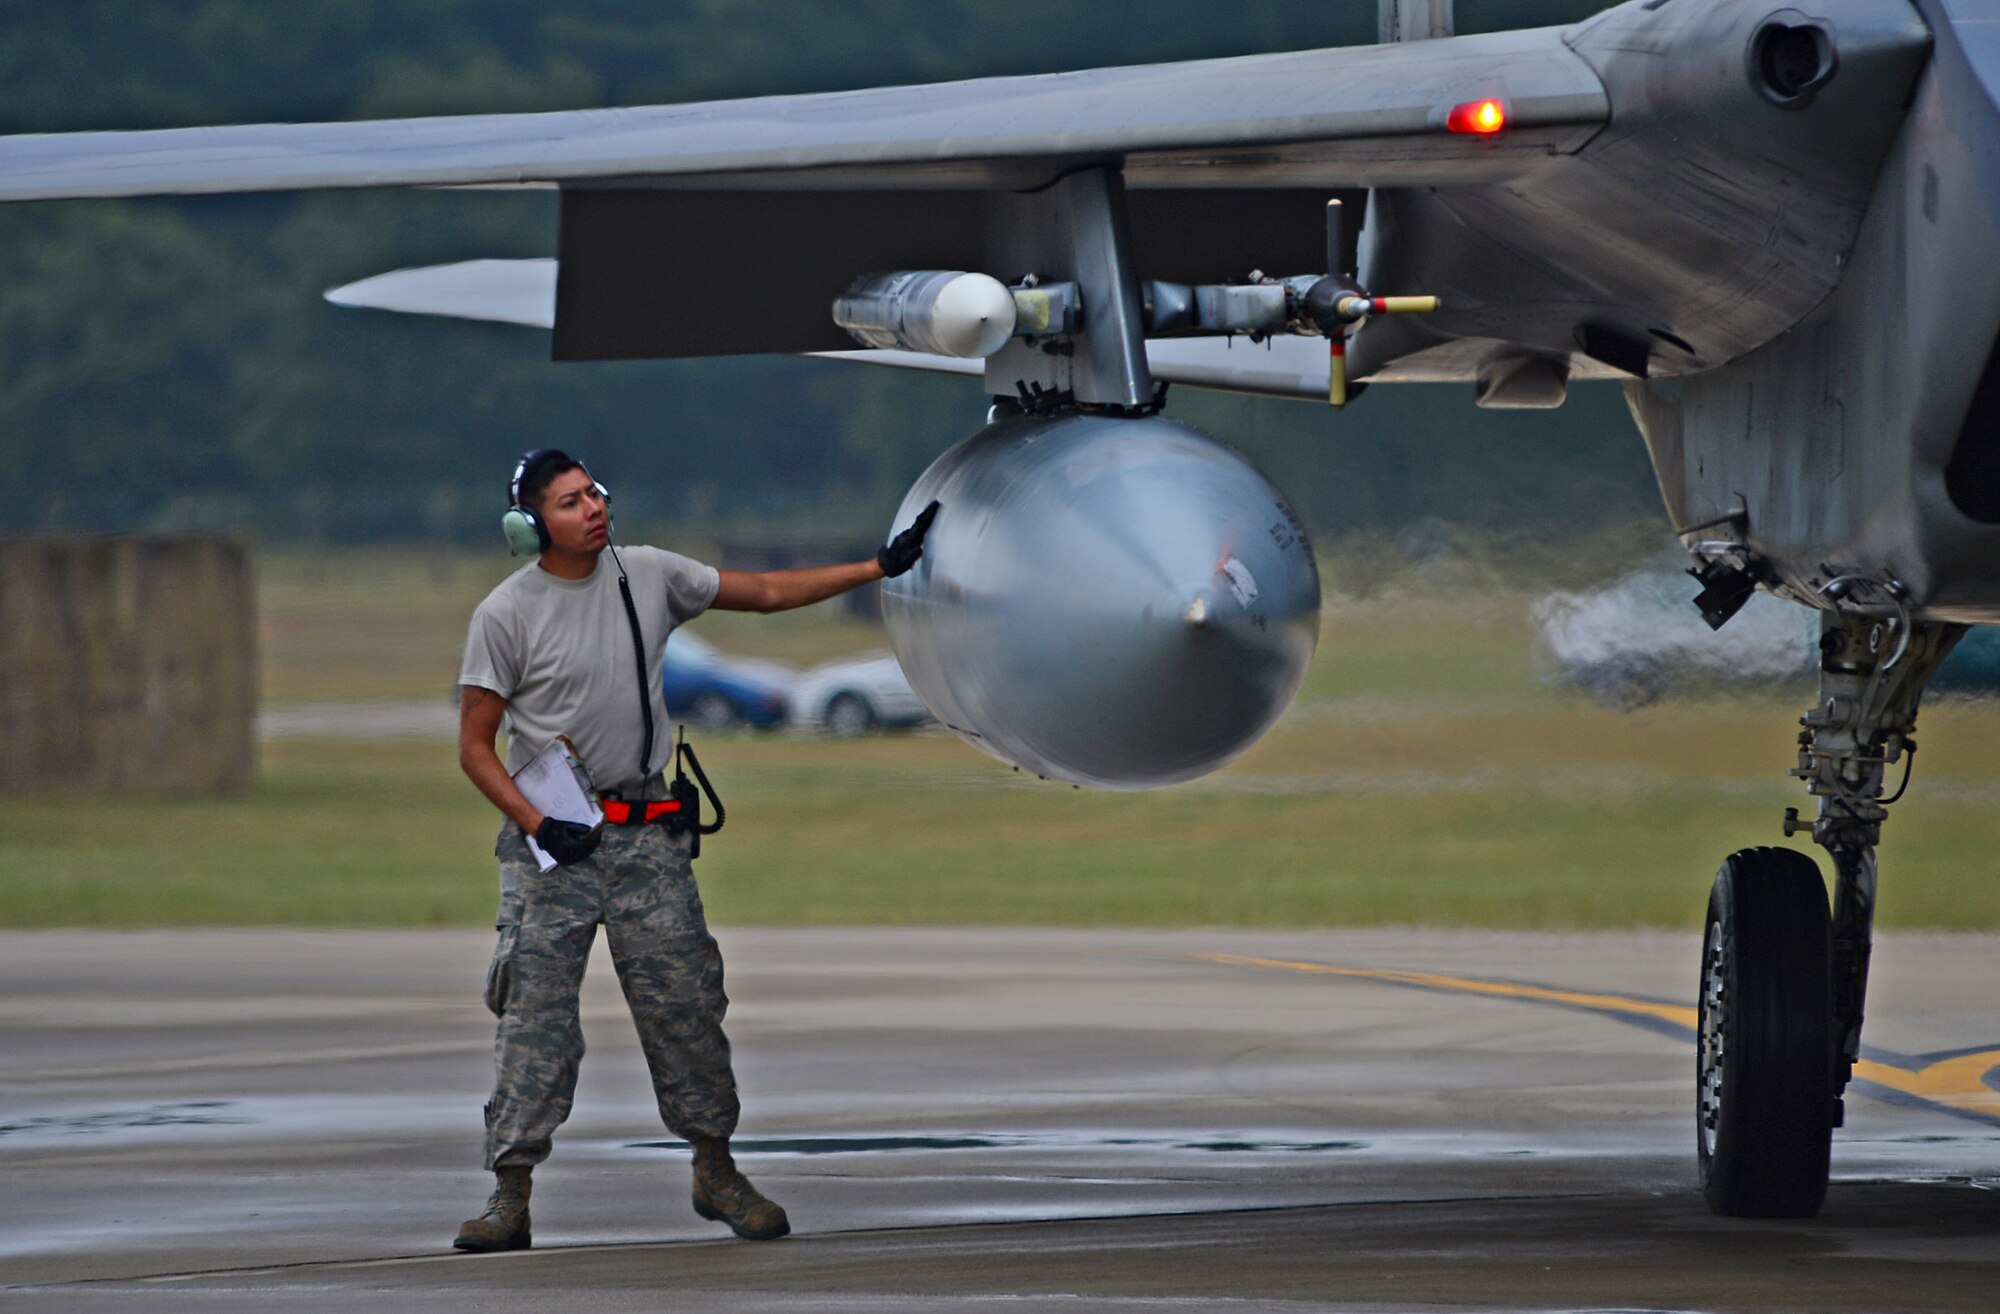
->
[3,926,1997,1311]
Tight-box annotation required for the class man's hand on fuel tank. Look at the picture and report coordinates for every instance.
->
[535,817,603,866]
[877,500,941,578]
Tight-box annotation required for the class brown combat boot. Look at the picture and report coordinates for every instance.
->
[690,1136,790,1240]
[453,1165,532,1252]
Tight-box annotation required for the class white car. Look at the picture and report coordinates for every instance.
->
[791,651,931,736]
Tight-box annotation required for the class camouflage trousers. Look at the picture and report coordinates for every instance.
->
[481,819,739,1170]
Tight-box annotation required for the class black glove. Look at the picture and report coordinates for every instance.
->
[877,500,940,578]
[535,817,603,866]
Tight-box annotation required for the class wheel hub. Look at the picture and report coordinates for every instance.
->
[1698,921,1728,1161]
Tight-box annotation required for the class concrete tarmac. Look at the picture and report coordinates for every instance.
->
[3,926,1998,1311]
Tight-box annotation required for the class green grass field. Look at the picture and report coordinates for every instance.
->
[6,546,1998,929]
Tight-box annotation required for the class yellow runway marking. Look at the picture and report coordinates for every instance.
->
[1196,952,2000,1124]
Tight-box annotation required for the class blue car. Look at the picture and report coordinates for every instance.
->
[661,631,793,729]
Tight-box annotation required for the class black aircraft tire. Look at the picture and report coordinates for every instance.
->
[1696,846,1834,1219]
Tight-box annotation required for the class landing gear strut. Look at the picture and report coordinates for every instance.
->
[1696,584,1963,1218]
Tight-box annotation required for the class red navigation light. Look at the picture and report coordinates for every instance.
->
[1447,98,1507,134]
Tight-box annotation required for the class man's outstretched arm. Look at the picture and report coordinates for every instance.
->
[712,560,881,614]
[711,500,939,614]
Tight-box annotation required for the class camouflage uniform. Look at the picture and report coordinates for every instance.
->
[481,810,738,1170]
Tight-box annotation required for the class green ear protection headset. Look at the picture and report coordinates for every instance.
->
[502,448,612,556]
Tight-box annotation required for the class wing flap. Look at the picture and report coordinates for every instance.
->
[0,27,1604,202]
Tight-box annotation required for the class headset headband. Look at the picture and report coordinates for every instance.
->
[510,448,606,509]
[509,448,563,510]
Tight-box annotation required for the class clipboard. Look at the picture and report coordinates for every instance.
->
[512,735,603,872]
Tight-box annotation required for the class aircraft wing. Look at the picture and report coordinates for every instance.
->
[0,26,1603,202]
[5,0,1929,390]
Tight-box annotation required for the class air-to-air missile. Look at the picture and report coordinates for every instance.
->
[832,270,1019,360]
[880,411,1321,789]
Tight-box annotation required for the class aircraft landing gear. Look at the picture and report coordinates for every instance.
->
[1696,589,1964,1218]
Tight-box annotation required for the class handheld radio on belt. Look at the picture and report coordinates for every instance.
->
[600,728,726,857]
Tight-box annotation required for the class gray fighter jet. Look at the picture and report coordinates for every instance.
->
[2,0,1994,1220]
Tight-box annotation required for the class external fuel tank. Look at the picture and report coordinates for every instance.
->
[881,412,1320,789]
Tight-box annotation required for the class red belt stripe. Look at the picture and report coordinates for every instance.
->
[601,799,684,825]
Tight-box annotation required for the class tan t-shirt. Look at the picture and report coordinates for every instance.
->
[459,546,720,793]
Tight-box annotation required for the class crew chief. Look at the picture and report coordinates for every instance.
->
[452,448,937,1252]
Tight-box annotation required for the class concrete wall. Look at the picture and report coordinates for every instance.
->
[0,536,256,794]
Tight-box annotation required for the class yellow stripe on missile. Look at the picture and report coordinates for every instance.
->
[1334,294,1442,321]
[1012,288,1053,334]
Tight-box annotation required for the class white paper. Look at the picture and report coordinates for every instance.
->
[513,738,603,872]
